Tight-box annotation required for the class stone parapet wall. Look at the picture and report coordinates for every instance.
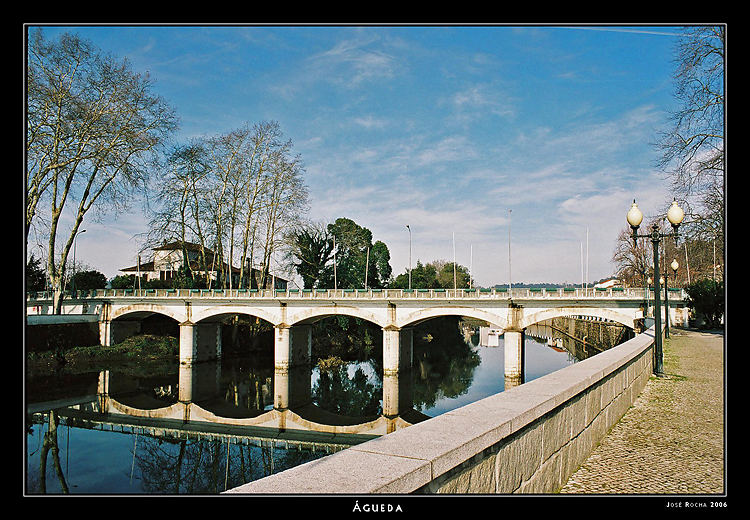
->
[225,328,656,494]
[425,338,652,493]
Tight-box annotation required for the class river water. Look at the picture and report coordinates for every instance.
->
[25,318,611,495]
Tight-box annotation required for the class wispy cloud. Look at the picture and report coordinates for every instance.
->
[352,115,389,129]
[449,82,517,120]
[552,26,682,37]
[414,135,478,167]
[307,34,399,88]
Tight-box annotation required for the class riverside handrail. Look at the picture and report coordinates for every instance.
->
[26,287,687,301]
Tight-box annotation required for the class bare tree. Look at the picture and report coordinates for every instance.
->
[147,140,210,278]
[612,215,702,289]
[26,29,178,312]
[258,148,308,289]
[144,120,307,290]
[656,26,724,251]
[237,122,282,289]
[205,127,248,288]
[612,227,652,288]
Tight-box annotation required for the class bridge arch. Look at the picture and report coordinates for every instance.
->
[289,306,387,328]
[518,307,637,330]
[191,305,282,326]
[111,303,186,323]
[397,306,507,329]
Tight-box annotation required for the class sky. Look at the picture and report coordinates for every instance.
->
[26,24,686,288]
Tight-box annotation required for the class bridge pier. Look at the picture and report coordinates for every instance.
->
[99,319,143,347]
[273,365,312,411]
[179,321,222,365]
[274,324,312,371]
[504,329,525,389]
[382,370,413,420]
[383,326,413,375]
[97,370,110,413]
[99,320,111,347]
[273,324,313,412]
[178,362,221,403]
[179,322,196,364]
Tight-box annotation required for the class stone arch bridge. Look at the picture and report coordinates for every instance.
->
[27,287,688,385]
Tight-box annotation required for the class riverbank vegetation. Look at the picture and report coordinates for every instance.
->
[25,334,179,377]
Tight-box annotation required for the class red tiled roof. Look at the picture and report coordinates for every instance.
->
[120,261,155,272]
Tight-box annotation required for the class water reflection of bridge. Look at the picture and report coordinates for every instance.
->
[27,406,380,454]
[27,362,431,452]
[478,317,634,361]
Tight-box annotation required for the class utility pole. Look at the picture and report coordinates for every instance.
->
[406,225,412,290]
[508,209,512,293]
[453,232,457,291]
[469,244,473,289]
[364,246,369,289]
[586,227,589,294]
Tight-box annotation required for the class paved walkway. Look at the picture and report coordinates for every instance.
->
[559,328,725,494]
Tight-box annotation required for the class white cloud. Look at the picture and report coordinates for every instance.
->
[415,135,478,167]
[353,115,389,129]
[307,34,399,88]
[449,83,516,119]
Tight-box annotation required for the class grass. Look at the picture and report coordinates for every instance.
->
[26,334,179,374]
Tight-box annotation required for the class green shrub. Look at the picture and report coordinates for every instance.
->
[685,279,724,329]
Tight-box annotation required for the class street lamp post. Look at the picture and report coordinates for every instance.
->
[671,258,680,282]
[626,199,684,376]
[660,273,669,338]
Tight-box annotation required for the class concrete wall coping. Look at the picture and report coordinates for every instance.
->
[26,314,100,325]
[225,327,656,494]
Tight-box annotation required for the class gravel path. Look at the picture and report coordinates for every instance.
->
[559,328,725,495]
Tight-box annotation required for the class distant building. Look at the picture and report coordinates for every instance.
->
[593,278,621,289]
[119,241,287,289]
[479,326,504,347]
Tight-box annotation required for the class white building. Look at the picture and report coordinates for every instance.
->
[479,326,504,347]
[119,241,287,289]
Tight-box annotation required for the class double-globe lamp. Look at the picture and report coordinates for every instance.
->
[626,199,684,376]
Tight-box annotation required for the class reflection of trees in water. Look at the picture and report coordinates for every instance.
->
[222,373,270,411]
[29,411,70,494]
[219,360,274,412]
[411,317,481,411]
[313,362,382,417]
[309,316,481,417]
[311,316,383,362]
[26,413,328,494]
[134,436,322,493]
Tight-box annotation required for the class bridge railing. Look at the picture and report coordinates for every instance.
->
[26,287,687,301]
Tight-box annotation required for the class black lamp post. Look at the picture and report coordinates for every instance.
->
[669,258,679,333]
[626,199,684,376]
[659,273,669,338]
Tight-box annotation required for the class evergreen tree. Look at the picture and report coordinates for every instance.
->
[26,254,47,291]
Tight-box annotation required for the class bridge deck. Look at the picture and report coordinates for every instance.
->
[27,286,686,301]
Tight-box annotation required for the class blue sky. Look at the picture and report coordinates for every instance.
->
[29,24,685,287]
